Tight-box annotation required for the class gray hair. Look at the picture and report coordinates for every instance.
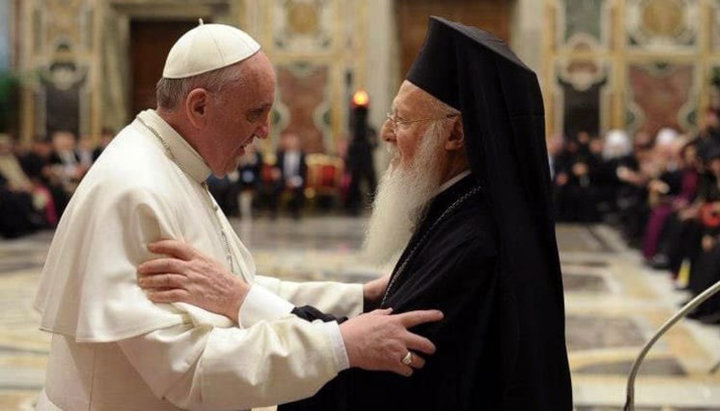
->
[428,98,461,137]
[156,63,244,110]
[428,96,461,117]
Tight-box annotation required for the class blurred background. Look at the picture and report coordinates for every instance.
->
[1,0,720,410]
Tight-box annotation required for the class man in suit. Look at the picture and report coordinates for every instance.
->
[271,132,307,219]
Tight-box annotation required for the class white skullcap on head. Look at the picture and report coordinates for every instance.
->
[162,21,261,79]
[603,129,631,160]
[605,129,629,146]
[656,127,679,146]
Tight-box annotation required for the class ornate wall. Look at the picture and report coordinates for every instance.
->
[15,0,389,155]
[0,0,11,72]
[253,0,371,153]
[396,0,511,82]
[17,0,99,140]
[544,0,718,139]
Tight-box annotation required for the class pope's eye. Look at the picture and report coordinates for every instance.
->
[246,109,263,123]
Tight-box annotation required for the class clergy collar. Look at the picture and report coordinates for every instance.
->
[433,169,472,197]
[136,109,212,183]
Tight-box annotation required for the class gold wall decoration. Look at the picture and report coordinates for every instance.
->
[17,0,367,154]
[273,0,333,51]
[544,0,718,140]
[18,0,95,143]
[262,0,367,154]
[626,62,698,136]
[626,0,698,49]
[287,1,319,35]
[20,0,245,141]
[712,0,720,51]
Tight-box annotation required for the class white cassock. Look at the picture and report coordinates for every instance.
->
[33,109,363,410]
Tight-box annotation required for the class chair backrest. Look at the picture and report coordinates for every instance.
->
[306,153,344,192]
[260,152,278,184]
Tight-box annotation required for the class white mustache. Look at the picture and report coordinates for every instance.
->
[365,129,443,266]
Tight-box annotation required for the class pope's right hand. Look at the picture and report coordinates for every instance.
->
[339,308,443,377]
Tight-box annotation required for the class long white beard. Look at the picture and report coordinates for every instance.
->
[363,127,444,265]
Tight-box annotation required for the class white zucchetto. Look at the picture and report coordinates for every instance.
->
[656,127,679,147]
[162,22,261,79]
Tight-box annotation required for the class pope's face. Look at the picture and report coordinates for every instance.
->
[206,52,275,176]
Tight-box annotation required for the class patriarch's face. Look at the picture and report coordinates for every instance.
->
[382,81,441,173]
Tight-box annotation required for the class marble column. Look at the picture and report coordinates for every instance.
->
[0,0,10,72]
[510,0,545,81]
[364,0,398,175]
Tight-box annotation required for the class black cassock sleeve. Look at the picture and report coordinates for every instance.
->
[291,305,348,323]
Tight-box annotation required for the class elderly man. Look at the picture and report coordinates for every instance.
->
[139,17,573,410]
[285,17,574,410]
[34,22,442,410]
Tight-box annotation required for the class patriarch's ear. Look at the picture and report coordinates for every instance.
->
[445,117,464,151]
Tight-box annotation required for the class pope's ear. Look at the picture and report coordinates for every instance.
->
[185,88,209,128]
[445,117,464,151]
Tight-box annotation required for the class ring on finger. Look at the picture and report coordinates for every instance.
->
[401,351,413,366]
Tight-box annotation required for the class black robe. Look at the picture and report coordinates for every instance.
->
[283,175,570,410]
[288,17,572,410]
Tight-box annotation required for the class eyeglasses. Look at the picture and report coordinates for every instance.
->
[385,112,460,133]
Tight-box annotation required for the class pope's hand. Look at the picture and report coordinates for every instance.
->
[340,308,443,377]
[363,272,390,310]
[137,240,250,323]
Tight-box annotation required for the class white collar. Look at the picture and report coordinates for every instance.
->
[433,169,472,197]
[135,109,212,184]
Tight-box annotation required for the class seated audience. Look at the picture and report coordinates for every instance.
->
[594,129,633,217]
[553,131,602,222]
[49,131,83,216]
[19,137,64,226]
[685,147,720,323]
[650,141,702,272]
[0,134,52,237]
[695,109,720,162]
[77,134,96,170]
[641,130,686,264]
[92,127,114,161]
[615,131,655,246]
[546,122,720,327]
